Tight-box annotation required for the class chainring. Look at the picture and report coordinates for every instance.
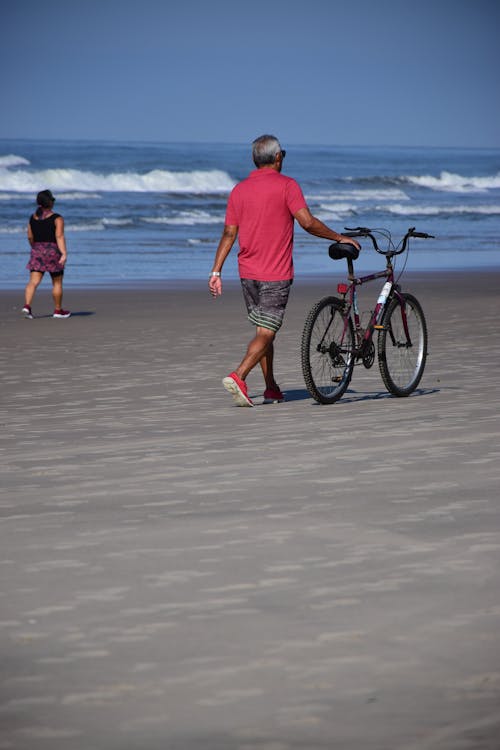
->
[362,340,375,369]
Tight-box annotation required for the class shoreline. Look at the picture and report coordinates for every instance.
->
[2,265,500,294]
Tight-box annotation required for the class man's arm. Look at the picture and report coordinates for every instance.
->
[294,207,360,249]
[209,224,238,297]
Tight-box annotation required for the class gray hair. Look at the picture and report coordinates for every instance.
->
[252,134,282,167]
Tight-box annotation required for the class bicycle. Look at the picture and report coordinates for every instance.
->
[301,226,434,404]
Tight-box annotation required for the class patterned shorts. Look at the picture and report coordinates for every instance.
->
[27,242,65,275]
[240,278,293,333]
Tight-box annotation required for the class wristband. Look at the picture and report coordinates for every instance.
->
[210,271,221,277]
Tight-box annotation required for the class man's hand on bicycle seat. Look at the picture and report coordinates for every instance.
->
[337,234,361,251]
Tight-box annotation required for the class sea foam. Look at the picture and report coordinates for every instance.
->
[0,154,30,168]
[308,188,409,201]
[143,210,224,226]
[379,202,500,216]
[0,165,235,194]
[404,171,500,193]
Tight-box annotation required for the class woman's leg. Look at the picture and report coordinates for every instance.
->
[25,271,44,306]
[51,273,64,309]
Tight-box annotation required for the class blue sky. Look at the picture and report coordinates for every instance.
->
[1,0,499,147]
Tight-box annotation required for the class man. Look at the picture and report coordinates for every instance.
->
[209,134,360,407]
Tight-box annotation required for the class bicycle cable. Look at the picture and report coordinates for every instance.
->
[370,227,393,254]
[394,239,410,284]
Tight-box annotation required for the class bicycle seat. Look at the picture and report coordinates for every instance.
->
[328,242,360,261]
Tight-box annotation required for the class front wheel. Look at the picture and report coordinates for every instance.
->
[301,296,354,404]
[378,292,427,396]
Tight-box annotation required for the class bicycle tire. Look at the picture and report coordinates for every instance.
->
[378,292,427,397]
[301,296,355,404]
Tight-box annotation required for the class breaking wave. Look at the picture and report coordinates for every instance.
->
[378,203,500,217]
[402,171,500,193]
[0,154,30,169]
[143,211,224,226]
[0,155,235,194]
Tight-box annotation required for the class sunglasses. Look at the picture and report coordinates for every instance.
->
[280,150,286,159]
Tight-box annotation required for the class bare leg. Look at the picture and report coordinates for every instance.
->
[235,327,276,381]
[259,341,280,390]
[51,274,64,309]
[25,271,44,307]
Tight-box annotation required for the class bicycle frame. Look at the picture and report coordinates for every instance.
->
[337,257,411,357]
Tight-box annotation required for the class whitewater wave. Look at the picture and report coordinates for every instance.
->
[143,210,224,226]
[378,203,500,216]
[318,203,358,219]
[59,192,102,201]
[0,219,126,232]
[308,188,409,202]
[315,200,500,220]
[0,190,102,201]
[403,171,500,193]
[102,217,134,227]
[0,212,221,234]
[0,154,30,169]
[66,222,106,232]
[0,226,24,234]
[0,163,235,194]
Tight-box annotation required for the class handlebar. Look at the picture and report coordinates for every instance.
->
[342,226,435,256]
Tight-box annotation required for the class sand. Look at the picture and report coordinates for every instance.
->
[1,270,500,749]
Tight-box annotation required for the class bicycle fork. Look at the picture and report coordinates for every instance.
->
[379,288,413,349]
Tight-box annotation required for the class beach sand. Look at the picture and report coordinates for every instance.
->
[1,270,500,749]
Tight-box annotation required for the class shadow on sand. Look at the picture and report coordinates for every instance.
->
[280,386,439,404]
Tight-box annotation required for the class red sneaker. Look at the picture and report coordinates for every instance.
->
[53,309,71,319]
[22,305,34,319]
[263,386,285,404]
[222,372,253,407]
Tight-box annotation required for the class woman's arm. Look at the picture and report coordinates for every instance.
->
[55,216,67,265]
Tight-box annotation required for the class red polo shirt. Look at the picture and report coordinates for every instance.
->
[225,168,307,281]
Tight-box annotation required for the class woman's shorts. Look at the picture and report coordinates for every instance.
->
[27,242,65,274]
[240,278,293,333]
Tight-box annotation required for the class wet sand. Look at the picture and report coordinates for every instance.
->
[1,270,500,749]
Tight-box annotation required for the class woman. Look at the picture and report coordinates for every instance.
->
[22,189,71,319]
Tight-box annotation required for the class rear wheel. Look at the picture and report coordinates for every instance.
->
[301,296,354,404]
[378,292,427,396]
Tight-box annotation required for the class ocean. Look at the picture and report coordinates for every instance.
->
[1,139,499,288]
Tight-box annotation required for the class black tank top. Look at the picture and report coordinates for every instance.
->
[30,213,61,243]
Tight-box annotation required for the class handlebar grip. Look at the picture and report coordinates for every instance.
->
[411,231,435,239]
[343,226,371,237]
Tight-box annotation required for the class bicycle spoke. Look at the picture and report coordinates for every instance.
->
[301,297,354,404]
